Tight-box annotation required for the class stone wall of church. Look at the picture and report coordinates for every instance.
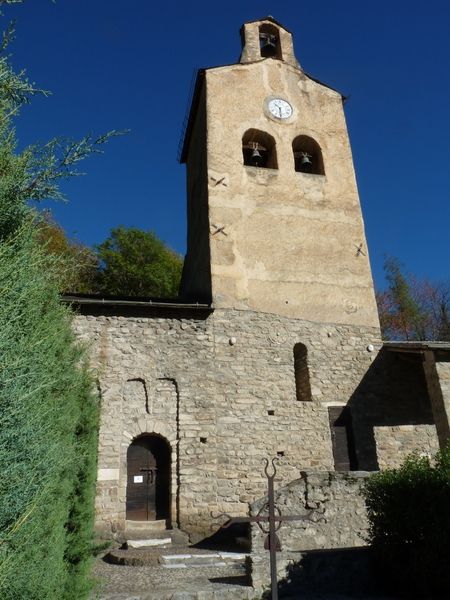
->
[350,348,439,471]
[374,425,439,469]
[74,307,438,541]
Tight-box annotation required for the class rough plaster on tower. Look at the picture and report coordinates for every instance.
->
[181,17,380,328]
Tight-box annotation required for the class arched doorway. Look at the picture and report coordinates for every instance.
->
[126,434,171,523]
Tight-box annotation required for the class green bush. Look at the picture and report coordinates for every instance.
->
[0,225,100,599]
[363,446,450,598]
[0,5,113,596]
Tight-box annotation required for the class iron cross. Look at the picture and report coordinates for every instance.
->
[216,458,316,600]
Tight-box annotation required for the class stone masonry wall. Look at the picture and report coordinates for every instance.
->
[424,355,450,448]
[74,306,382,541]
[73,306,438,542]
[374,424,439,469]
[249,471,370,594]
[436,360,450,414]
[349,349,438,471]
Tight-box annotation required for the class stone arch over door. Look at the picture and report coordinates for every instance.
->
[126,434,171,525]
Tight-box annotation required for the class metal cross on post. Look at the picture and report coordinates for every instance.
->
[216,458,316,600]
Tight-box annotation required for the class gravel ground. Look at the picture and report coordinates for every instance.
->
[90,549,399,600]
[91,557,254,599]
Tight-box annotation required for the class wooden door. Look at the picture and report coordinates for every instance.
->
[126,438,157,520]
[328,406,357,471]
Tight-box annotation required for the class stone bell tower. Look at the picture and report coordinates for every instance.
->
[180,17,379,329]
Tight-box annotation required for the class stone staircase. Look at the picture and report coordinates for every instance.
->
[98,520,253,599]
[123,519,188,548]
[157,550,247,571]
[107,519,248,573]
[106,544,248,571]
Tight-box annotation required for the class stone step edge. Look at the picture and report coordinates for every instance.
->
[162,561,244,569]
[128,538,172,548]
[125,519,166,528]
[124,527,188,542]
[160,552,248,562]
[160,552,249,568]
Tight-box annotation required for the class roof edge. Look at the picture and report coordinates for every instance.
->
[179,69,205,164]
[62,293,213,311]
[383,341,450,352]
[240,16,292,34]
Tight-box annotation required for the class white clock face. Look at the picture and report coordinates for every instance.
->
[268,98,293,120]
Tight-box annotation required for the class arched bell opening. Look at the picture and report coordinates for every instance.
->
[292,135,325,175]
[242,129,277,169]
[126,433,171,525]
[259,24,282,60]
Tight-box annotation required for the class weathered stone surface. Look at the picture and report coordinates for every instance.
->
[75,308,386,540]
[249,471,371,593]
[374,424,439,469]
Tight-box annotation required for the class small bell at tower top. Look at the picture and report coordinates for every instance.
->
[259,32,279,58]
[260,33,277,50]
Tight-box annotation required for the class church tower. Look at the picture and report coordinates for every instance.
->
[180,17,379,329]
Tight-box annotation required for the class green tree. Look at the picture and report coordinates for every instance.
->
[376,257,450,341]
[0,3,117,598]
[384,256,426,340]
[95,225,182,297]
[35,213,98,293]
[363,446,450,598]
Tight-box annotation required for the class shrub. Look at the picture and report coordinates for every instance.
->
[0,225,99,599]
[363,446,450,598]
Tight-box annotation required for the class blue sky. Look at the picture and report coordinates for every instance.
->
[6,0,450,289]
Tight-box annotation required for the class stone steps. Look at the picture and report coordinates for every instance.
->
[96,589,255,600]
[160,551,247,570]
[122,520,189,547]
[105,546,248,572]
[125,519,167,532]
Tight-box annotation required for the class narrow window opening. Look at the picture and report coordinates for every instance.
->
[259,24,282,60]
[293,343,312,402]
[277,451,285,457]
[292,135,325,175]
[200,437,207,444]
[268,410,275,416]
[242,129,277,169]
[328,406,358,471]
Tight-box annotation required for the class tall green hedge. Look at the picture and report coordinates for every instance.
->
[0,225,100,599]
[0,4,112,596]
[363,446,450,598]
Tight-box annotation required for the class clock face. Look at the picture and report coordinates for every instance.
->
[267,98,293,120]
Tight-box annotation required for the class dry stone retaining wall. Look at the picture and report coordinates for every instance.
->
[249,471,370,594]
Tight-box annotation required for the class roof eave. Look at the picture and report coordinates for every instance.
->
[240,16,292,34]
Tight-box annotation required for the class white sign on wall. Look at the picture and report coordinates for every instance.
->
[133,475,144,483]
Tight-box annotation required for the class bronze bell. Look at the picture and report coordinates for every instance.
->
[263,34,277,49]
[260,33,278,58]
[300,152,312,165]
[251,147,263,167]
